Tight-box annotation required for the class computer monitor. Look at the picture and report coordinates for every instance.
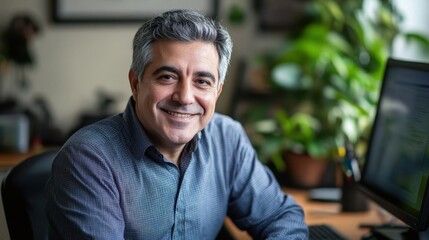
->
[359,58,429,237]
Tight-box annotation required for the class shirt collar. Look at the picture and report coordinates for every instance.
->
[122,97,152,158]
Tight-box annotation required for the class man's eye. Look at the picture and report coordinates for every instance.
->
[196,79,211,86]
[156,75,177,85]
[159,75,176,81]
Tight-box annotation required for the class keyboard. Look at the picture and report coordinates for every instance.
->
[309,224,349,240]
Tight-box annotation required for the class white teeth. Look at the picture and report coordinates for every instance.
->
[167,111,191,118]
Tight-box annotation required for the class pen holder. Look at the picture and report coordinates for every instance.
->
[341,176,369,212]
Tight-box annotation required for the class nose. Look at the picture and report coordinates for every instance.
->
[172,80,195,105]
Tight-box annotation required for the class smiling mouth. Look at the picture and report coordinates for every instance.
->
[165,110,192,118]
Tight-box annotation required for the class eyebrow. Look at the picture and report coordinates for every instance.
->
[152,65,217,84]
[152,66,180,76]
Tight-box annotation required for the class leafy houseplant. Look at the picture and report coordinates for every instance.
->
[244,0,429,175]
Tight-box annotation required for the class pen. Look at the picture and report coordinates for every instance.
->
[344,136,361,182]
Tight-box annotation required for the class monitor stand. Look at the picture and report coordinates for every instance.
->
[367,226,429,240]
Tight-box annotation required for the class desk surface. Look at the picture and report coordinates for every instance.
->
[0,149,47,169]
[226,188,392,240]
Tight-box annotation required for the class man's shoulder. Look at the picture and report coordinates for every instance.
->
[209,112,240,127]
[205,113,244,137]
[67,114,126,146]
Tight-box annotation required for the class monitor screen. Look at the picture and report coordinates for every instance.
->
[359,58,429,231]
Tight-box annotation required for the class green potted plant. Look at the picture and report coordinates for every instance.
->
[243,0,429,187]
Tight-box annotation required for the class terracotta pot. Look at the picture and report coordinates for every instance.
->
[284,151,328,189]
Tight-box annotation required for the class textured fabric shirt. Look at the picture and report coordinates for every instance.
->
[45,98,308,239]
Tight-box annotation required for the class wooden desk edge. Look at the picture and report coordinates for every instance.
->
[0,148,55,169]
[224,188,382,239]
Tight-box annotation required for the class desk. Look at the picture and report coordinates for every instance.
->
[0,149,46,169]
[225,188,390,240]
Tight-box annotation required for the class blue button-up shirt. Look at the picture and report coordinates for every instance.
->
[45,98,308,239]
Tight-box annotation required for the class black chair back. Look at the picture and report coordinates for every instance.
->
[1,150,57,240]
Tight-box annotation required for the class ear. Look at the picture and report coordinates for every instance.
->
[129,69,139,101]
[216,83,223,99]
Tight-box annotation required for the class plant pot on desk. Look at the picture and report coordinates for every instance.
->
[283,151,328,189]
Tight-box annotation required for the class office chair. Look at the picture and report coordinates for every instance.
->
[1,149,57,240]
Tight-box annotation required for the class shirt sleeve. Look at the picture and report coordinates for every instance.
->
[45,143,125,240]
[227,126,309,239]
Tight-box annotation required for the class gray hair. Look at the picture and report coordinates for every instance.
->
[131,9,233,85]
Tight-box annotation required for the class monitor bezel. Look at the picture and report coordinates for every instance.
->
[359,57,429,231]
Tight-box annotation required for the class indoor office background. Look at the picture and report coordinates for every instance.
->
[0,0,429,240]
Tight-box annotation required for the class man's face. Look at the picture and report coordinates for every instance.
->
[129,40,223,154]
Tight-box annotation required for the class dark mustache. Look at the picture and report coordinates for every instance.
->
[158,100,204,114]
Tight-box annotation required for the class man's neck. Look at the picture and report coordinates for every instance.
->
[161,150,182,165]
[156,143,187,165]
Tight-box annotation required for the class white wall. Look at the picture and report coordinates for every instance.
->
[0,0,139,132]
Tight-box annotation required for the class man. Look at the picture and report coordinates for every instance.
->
[45,9,308,239]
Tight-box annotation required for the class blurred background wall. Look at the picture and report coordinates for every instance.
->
[0,0,287,137]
